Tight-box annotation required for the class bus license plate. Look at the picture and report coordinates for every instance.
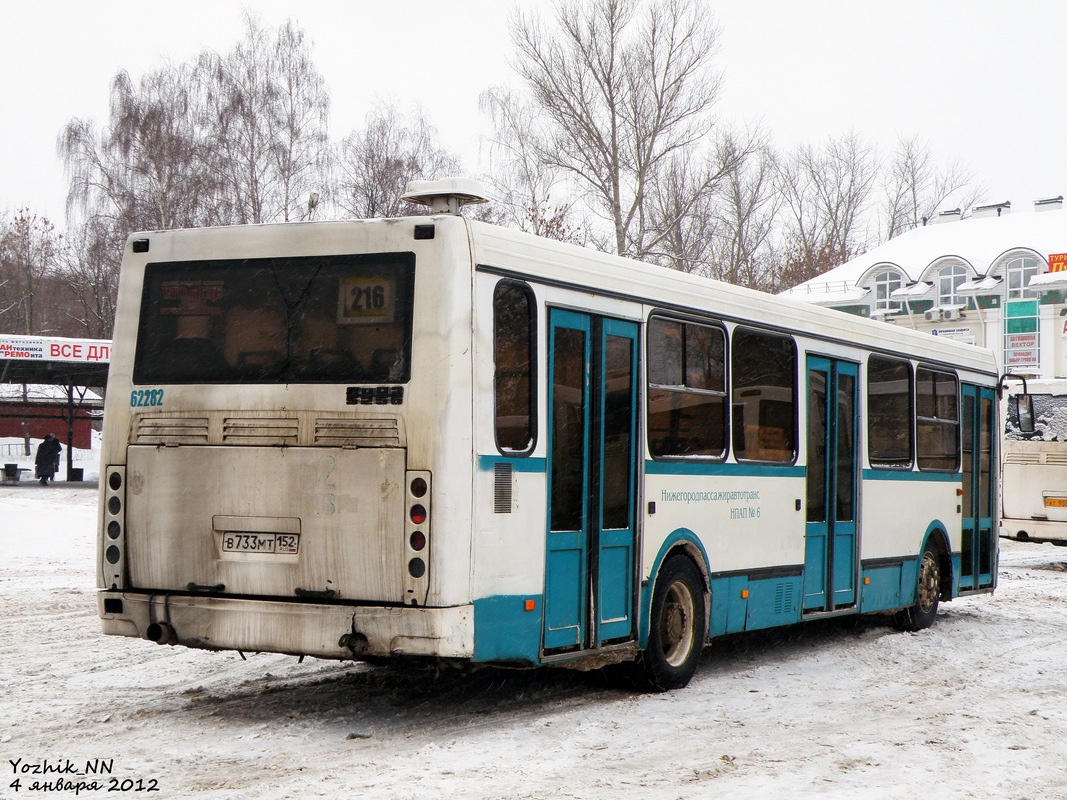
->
[1045,498,1067,508]
[222,533,300,554]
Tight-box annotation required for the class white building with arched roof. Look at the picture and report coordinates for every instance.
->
[784,198,1067,377]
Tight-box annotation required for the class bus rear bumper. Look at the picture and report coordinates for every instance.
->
[98,591,474,660]
[1000,517,1067,546]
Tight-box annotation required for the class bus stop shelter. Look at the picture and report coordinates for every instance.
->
[0,335,110,481]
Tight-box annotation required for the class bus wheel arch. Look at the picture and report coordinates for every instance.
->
[928,527,953,602]
[637,539,710,691]
[646,535,712,640]
[893,527,949,632]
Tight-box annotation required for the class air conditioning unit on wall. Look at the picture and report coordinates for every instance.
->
[942,308,960,321]
[924,309,940,322]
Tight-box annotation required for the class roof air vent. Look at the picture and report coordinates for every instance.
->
[972,200,1011,219]
[401,177,490,215]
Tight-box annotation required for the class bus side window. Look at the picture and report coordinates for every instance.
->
[731,328,797,463]
[916,366,959,471]
[493,281,536,454]
[646,316,727,459]
[868,356,913,468]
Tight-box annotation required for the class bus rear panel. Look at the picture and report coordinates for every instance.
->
[100,216,477,660]
[1001,380,1067,545]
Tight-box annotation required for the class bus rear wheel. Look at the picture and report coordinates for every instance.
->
[893,541,941,632]
[636,555,706,691]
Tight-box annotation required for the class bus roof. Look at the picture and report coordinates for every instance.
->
[467,218,1000,378]
[120,215,1000,379]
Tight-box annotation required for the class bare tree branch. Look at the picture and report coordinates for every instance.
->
[331,102,461,219]
[880,133,981,238]
[507,0,723,259]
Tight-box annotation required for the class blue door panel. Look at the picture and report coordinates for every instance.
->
[803,531,826,609]
[595,318,638,645]
[545,310,638,653]
[804,357,858,614]
[599,527,633,625]
[960,384,996,591]
[544,548,583,648]
[544,311,590,650]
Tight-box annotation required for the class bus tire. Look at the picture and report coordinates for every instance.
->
[893,541,941,632]
[637,555,706,691]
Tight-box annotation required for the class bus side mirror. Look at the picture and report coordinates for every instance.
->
[1016,394,1035,433]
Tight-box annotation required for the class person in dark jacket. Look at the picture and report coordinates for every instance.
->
[35,434,62,485]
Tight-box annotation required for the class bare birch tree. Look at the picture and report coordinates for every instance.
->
[199,18,272,224]
[0,211,62,335]
[643,126,771,285]
[331,103,460,220]
[708,132,781,290]
[508,0,724,259]
[880,133,980,239]
[57,216,124,339]
[261,20,331,221]
[479,87,584,243]
[776,131,878,287]
[59,66,217,233]
[644,152,722,273]
[200,14,330,224]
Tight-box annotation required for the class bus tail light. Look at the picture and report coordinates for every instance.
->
[404,471,431,605]
[102,466,127,591]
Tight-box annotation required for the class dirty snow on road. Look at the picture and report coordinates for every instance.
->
[2,473,1067,799]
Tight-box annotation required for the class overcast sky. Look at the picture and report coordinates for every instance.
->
[2,0,1065,224]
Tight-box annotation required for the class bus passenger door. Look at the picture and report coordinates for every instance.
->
[960,385,996,590]
[544,309,639,651]
[804,357,858,613]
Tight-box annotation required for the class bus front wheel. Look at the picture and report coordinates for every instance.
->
[637,555,706,691]
[893,541,941,632]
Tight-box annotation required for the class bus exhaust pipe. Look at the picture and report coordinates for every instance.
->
[146,622,176,645]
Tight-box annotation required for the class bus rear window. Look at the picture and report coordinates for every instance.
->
[133,254,415,385]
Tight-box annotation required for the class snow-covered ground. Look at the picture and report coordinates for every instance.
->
[3,454,1067,799]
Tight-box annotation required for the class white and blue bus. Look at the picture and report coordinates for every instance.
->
[98,179,999,690]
